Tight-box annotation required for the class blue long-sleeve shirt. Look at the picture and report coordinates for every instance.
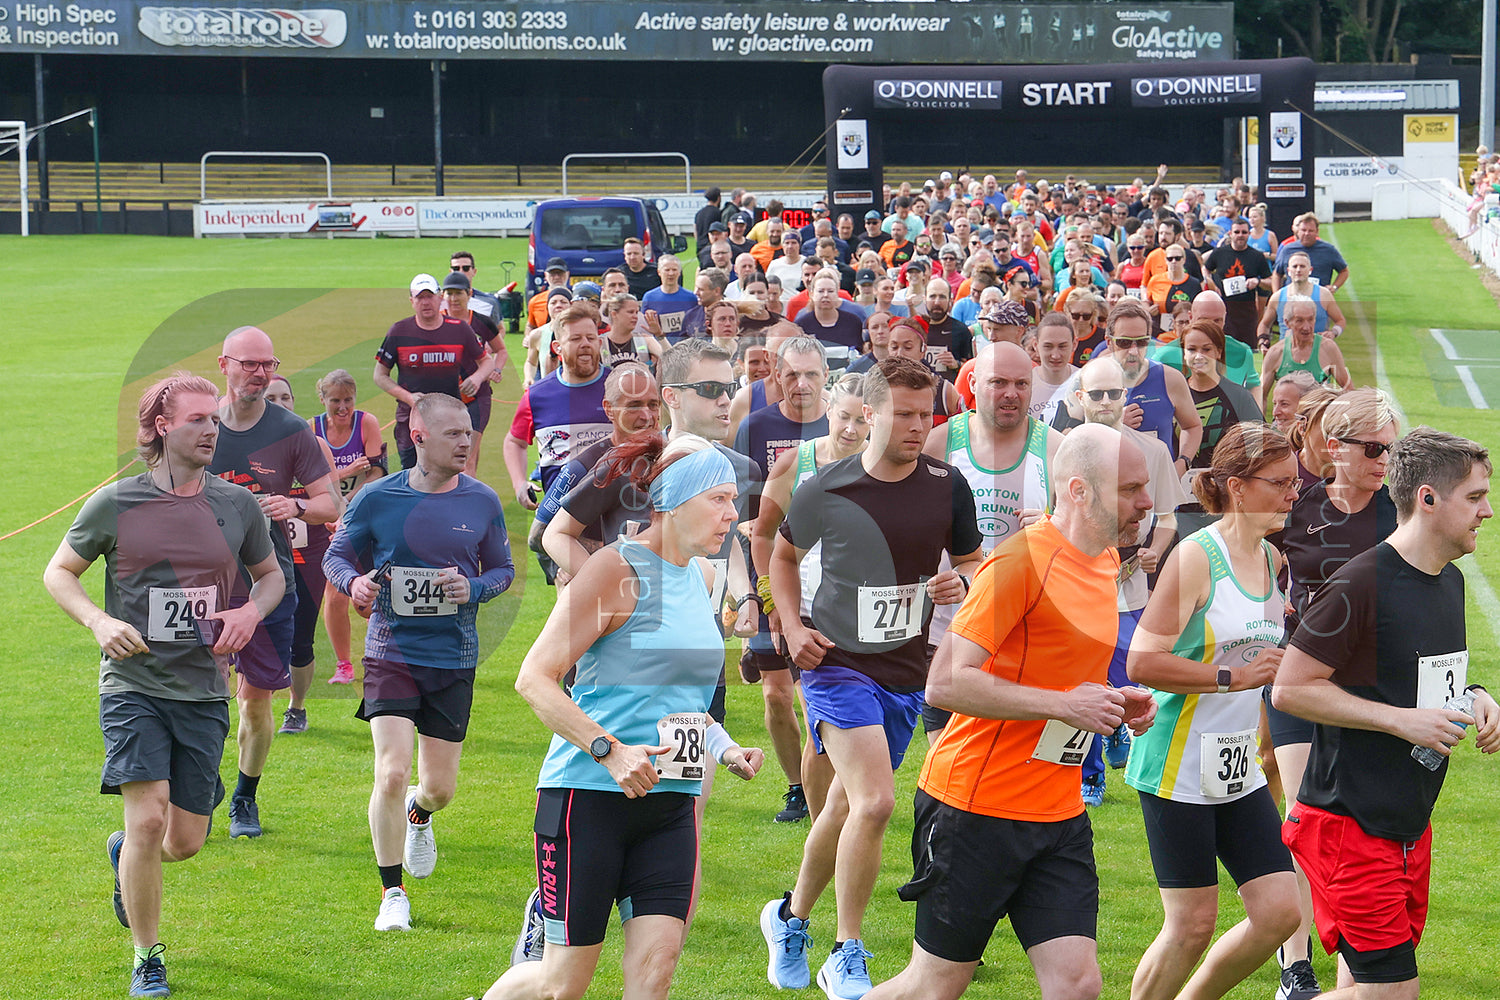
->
[324,471,513,670]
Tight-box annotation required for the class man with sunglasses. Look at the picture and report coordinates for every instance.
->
[211,326,343,838]
[1258,297,1351,412]
[448,250,502,326]
[1202,219,1273,351]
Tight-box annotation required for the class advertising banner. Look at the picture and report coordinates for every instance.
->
[0,1,1234,63]
[196,200,416,234]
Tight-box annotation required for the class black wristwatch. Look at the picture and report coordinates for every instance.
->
[293,498,308,516]
[1215,667,1233,695]
[589,735,613,761]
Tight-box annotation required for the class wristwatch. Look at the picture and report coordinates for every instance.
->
[589,735,613,762]
[293,498,308,516]
[1215,667,1233,695]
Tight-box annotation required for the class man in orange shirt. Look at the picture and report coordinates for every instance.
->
[862,423,1158,1000]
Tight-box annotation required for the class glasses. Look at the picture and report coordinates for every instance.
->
[224,356,281,373]
[1069,312,1094,321]
[1128,245,1145,252]
[664,380,738,401]
[1112,337,1151,349]
[1084,388,1126,401]
[1243,475,1303,494]
[1165,254,1185,262]
[451,264,474,272]
[1334,436,1392,459]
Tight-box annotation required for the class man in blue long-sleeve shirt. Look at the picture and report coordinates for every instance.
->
[325,394,514,932]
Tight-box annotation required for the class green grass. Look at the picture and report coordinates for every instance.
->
[3,227,1498,999]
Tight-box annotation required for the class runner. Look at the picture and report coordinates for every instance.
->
[43,374,283,998]
[323,394,515,932]
[441,268,510,475]
[482,435,763,1000]
[310,369,387,687]
[1259,298,1352,410]
[919,342,1060,745]
[1275,427,1498,999]
[210,326,341,838]
[750,375,871,822]
[859,424,1158,1000]
[1125,422,1303,1000]
[760,357,983,999]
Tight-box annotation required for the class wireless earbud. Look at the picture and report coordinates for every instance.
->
[413,434,425,445]
[1424,493,1435,506]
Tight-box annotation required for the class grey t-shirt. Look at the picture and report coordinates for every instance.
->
[65,473,274,701]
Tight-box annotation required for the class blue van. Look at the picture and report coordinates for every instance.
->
[528,197,687,294]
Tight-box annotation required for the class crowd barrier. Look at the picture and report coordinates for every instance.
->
[1372,176,1500,277]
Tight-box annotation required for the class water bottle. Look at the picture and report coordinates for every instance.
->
[1411,693,1475,771]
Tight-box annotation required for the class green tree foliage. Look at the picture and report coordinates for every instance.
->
[1235,0,1483,62]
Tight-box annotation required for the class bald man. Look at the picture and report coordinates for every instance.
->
[211,326,341,837]
[864,423,1159,1000]
[920,342,1063,742]
[1147,291,1261,389]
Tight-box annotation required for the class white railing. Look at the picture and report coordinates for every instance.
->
[561,152,690,196]
[1372,177,1500,278]
[200,151,332,200]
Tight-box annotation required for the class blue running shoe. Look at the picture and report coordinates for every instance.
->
[817,939,874,999]
[1104,723,1132,769]
[130,944,170,997]
[510,888,545,966]
[107,830,128,927]
[1082,773,1106,807]
[228,796,261,839]
[760,894,812,989]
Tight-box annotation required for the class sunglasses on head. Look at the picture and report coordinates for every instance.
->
[1335,436,1391,459]
[664,380,738,401]
[1084,388,1126,401]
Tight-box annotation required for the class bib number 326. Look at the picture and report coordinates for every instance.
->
[390,567,456,617]
[656,712,708,780]
[1200,729,1257,798]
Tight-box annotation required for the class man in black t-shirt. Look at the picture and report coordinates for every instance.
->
[1275,427,1500,995]
[621,238,661,299]
[1203,219,1273,350]
[760,357,982,996]
[920,278,973,383]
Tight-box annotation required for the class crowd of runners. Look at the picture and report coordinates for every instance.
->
[44,172,1499,1000]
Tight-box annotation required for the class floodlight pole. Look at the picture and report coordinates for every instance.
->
[92,108,102,233]
[1482,0,1496,154]
[34,55,47,206]
[432,60,444,197]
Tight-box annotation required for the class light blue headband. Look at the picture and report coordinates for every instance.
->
[650,446,736,513]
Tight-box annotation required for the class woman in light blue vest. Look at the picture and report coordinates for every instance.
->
[487,434,764,1000]
[1125,422,1308,1000]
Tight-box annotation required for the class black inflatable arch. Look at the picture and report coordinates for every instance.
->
[824,58,1316,237]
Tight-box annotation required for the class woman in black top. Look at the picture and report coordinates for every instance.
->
[1264,386,1399,990]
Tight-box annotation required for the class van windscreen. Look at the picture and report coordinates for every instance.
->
[538,206,636,251]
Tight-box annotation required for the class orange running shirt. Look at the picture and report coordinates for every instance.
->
[919,517,1120,821]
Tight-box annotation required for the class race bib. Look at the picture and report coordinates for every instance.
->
[287,517,308,550]
[390,566,456,617]
[1200,729,1257,798]
[655,712,708,780]
[147,586,217,643]
[1031,719,1094,766]
[1127,287,1147,301]
[1416,650,1468,710]
[857,581,927,644]
[1222,275,1248,297]
[1159,312,1175,332]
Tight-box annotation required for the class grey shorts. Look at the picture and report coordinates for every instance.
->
[100,691,229,816]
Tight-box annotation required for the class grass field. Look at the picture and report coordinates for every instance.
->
[3,223,1498,999]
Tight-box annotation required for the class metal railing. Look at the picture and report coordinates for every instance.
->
[200,151,332,200]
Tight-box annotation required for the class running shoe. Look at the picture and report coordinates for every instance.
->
[1276,959,1320,1000]
[374,886,411,931]
[228,796,261,839]
[760,894,812,989]
[277,707,308,735]
[775,785,809,823]
[328,661,355,684]
[404,788,437,878]
[1104,723,1132,769]
[509,888,546,966]
[107,830,128,927]
[817,939,874,999]
[130,944,170,997]
[1082,773,1106,807]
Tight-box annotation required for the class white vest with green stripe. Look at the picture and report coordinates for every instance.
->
[1124,525,1285,804]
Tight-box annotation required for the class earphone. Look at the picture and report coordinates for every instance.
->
[413,433,425,445]
[1424,493,1435,506]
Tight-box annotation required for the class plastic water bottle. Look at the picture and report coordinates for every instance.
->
[1411,693,1475,771]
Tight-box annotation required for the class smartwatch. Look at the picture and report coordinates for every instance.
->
[589,735,613,762]
[293,497,308,516]
[1215,667,1233,695]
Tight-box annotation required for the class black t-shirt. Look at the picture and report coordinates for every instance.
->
[860,229,891,254]
[375,317,486,420]
[624,263,661,299]
[1204,245,1273,303]
[780,454,981,688]
[1187,379,1263,469]
[923,315,974,382]
[1272,482,1397,622]
[795,309,865,353]
[1290,543,1467,841]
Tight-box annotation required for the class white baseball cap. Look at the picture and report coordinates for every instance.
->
[409,273,440,295]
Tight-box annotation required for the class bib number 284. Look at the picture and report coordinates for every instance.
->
[656,712,708,781]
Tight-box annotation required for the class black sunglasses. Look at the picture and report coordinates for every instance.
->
[451,264,474,272]
[664,380,738,401]
[1084,388,1126,401]
[1335,436,1391,459]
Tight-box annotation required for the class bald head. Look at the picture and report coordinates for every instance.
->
[1077,356,1127,428]
[1191,290,1226,324]
[219,325,278,404]
[223,325,273,358]
[973,342,1035,432]
[1053,423,1151,552]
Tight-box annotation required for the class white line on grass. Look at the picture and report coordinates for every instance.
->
[1329,226,1499,637]
[1453,365,1490,409]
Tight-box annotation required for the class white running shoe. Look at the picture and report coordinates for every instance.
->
[403,788,437,878]
[374,886,411,931]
